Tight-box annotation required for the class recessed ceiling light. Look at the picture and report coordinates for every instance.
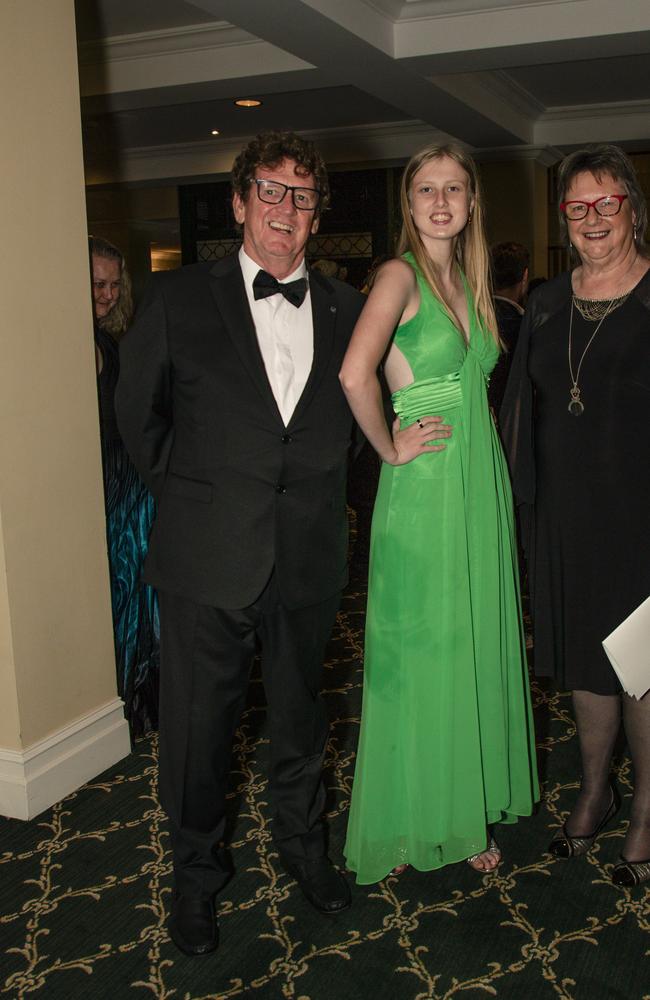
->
[211,129,220,135]
[234,98,262,108]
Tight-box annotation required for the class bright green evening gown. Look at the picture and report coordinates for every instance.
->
[344,255,539,884]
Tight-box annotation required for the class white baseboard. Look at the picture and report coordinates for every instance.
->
[0,698,131,821]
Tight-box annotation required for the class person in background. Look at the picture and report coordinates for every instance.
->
[527,276,547,295]
[115,132,365,957]
[359,255,390,295]
[91,237,159,738]
[501,144,650,887]
[487,241,529,413]
[340,142,538,885]
[311,258,338,278]
[312,258,349,283]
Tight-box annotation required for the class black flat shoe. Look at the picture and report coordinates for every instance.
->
[168,893,219,956]
[281,856,351,913]
[612,856,650,887]
[549,786,620,859]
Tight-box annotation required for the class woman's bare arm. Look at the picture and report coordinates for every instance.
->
[339,260,451,465]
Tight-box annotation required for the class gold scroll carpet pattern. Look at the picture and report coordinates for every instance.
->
[2,528,649,999]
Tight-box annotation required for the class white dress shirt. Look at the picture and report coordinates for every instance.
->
[239,248,314,426]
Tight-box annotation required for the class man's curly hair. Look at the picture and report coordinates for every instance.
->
[231,131,330,215]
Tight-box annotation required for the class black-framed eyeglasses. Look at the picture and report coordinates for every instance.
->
[560,194,628,221]
[253,178,320,211]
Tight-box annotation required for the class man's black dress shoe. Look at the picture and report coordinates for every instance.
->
[168,893,219,956]
[281,856,351,913]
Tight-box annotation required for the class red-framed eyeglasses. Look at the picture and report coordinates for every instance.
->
[560,194,628,221]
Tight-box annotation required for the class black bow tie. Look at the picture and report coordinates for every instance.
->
[252,269,308,308]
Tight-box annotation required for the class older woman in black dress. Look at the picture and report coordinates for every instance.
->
[501,144,650,887]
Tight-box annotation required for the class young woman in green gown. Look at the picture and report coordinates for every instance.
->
[340,143,539,884]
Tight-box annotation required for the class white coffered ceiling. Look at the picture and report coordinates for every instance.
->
[76,0,650,185]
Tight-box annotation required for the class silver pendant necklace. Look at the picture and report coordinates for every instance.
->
[567,296,616,416]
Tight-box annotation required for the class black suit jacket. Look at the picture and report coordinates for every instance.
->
[115,255,365,610]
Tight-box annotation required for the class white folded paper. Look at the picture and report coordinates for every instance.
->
[602,595,650,699]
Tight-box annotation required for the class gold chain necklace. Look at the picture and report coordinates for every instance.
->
[567,296,617,416]
[573,291,630,321]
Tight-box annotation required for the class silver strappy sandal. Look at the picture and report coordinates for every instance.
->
[467,836,501,872]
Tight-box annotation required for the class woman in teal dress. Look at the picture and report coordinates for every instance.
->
[91,237,160,737]
[339,143,539,884]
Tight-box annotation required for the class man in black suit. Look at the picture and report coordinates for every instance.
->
[488,241,529,413]
[116,132,364,956]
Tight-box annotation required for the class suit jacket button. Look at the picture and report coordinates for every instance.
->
[275,484,286,494]
[281,434,292,444]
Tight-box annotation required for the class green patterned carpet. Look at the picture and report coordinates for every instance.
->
[1,501,649,999]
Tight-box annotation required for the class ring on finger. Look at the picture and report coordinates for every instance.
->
[416,418,424,428]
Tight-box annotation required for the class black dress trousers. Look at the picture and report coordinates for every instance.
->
[158,573,341,896]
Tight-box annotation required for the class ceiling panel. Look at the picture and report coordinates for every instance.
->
[76,0,650,184]
[75,0,216,41]
[507,54,650,107]
[86,86,410,149]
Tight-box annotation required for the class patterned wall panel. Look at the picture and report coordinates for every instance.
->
[196,232,373,265]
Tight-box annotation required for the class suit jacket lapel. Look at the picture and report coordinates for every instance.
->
[208,257,284,423]
[289,270,337,427]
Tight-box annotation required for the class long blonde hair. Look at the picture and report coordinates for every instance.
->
[396,143,499,346]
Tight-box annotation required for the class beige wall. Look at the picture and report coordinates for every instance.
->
[0,511,20,748]
[0,1,118,751]
[481,158,550,279]
[531,161,549,279]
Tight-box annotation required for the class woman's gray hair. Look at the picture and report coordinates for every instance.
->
[557,144,647,251]
[89,236,134,336]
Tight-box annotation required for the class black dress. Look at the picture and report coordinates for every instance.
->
[501,270,650,694]
[95,325,160,734]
